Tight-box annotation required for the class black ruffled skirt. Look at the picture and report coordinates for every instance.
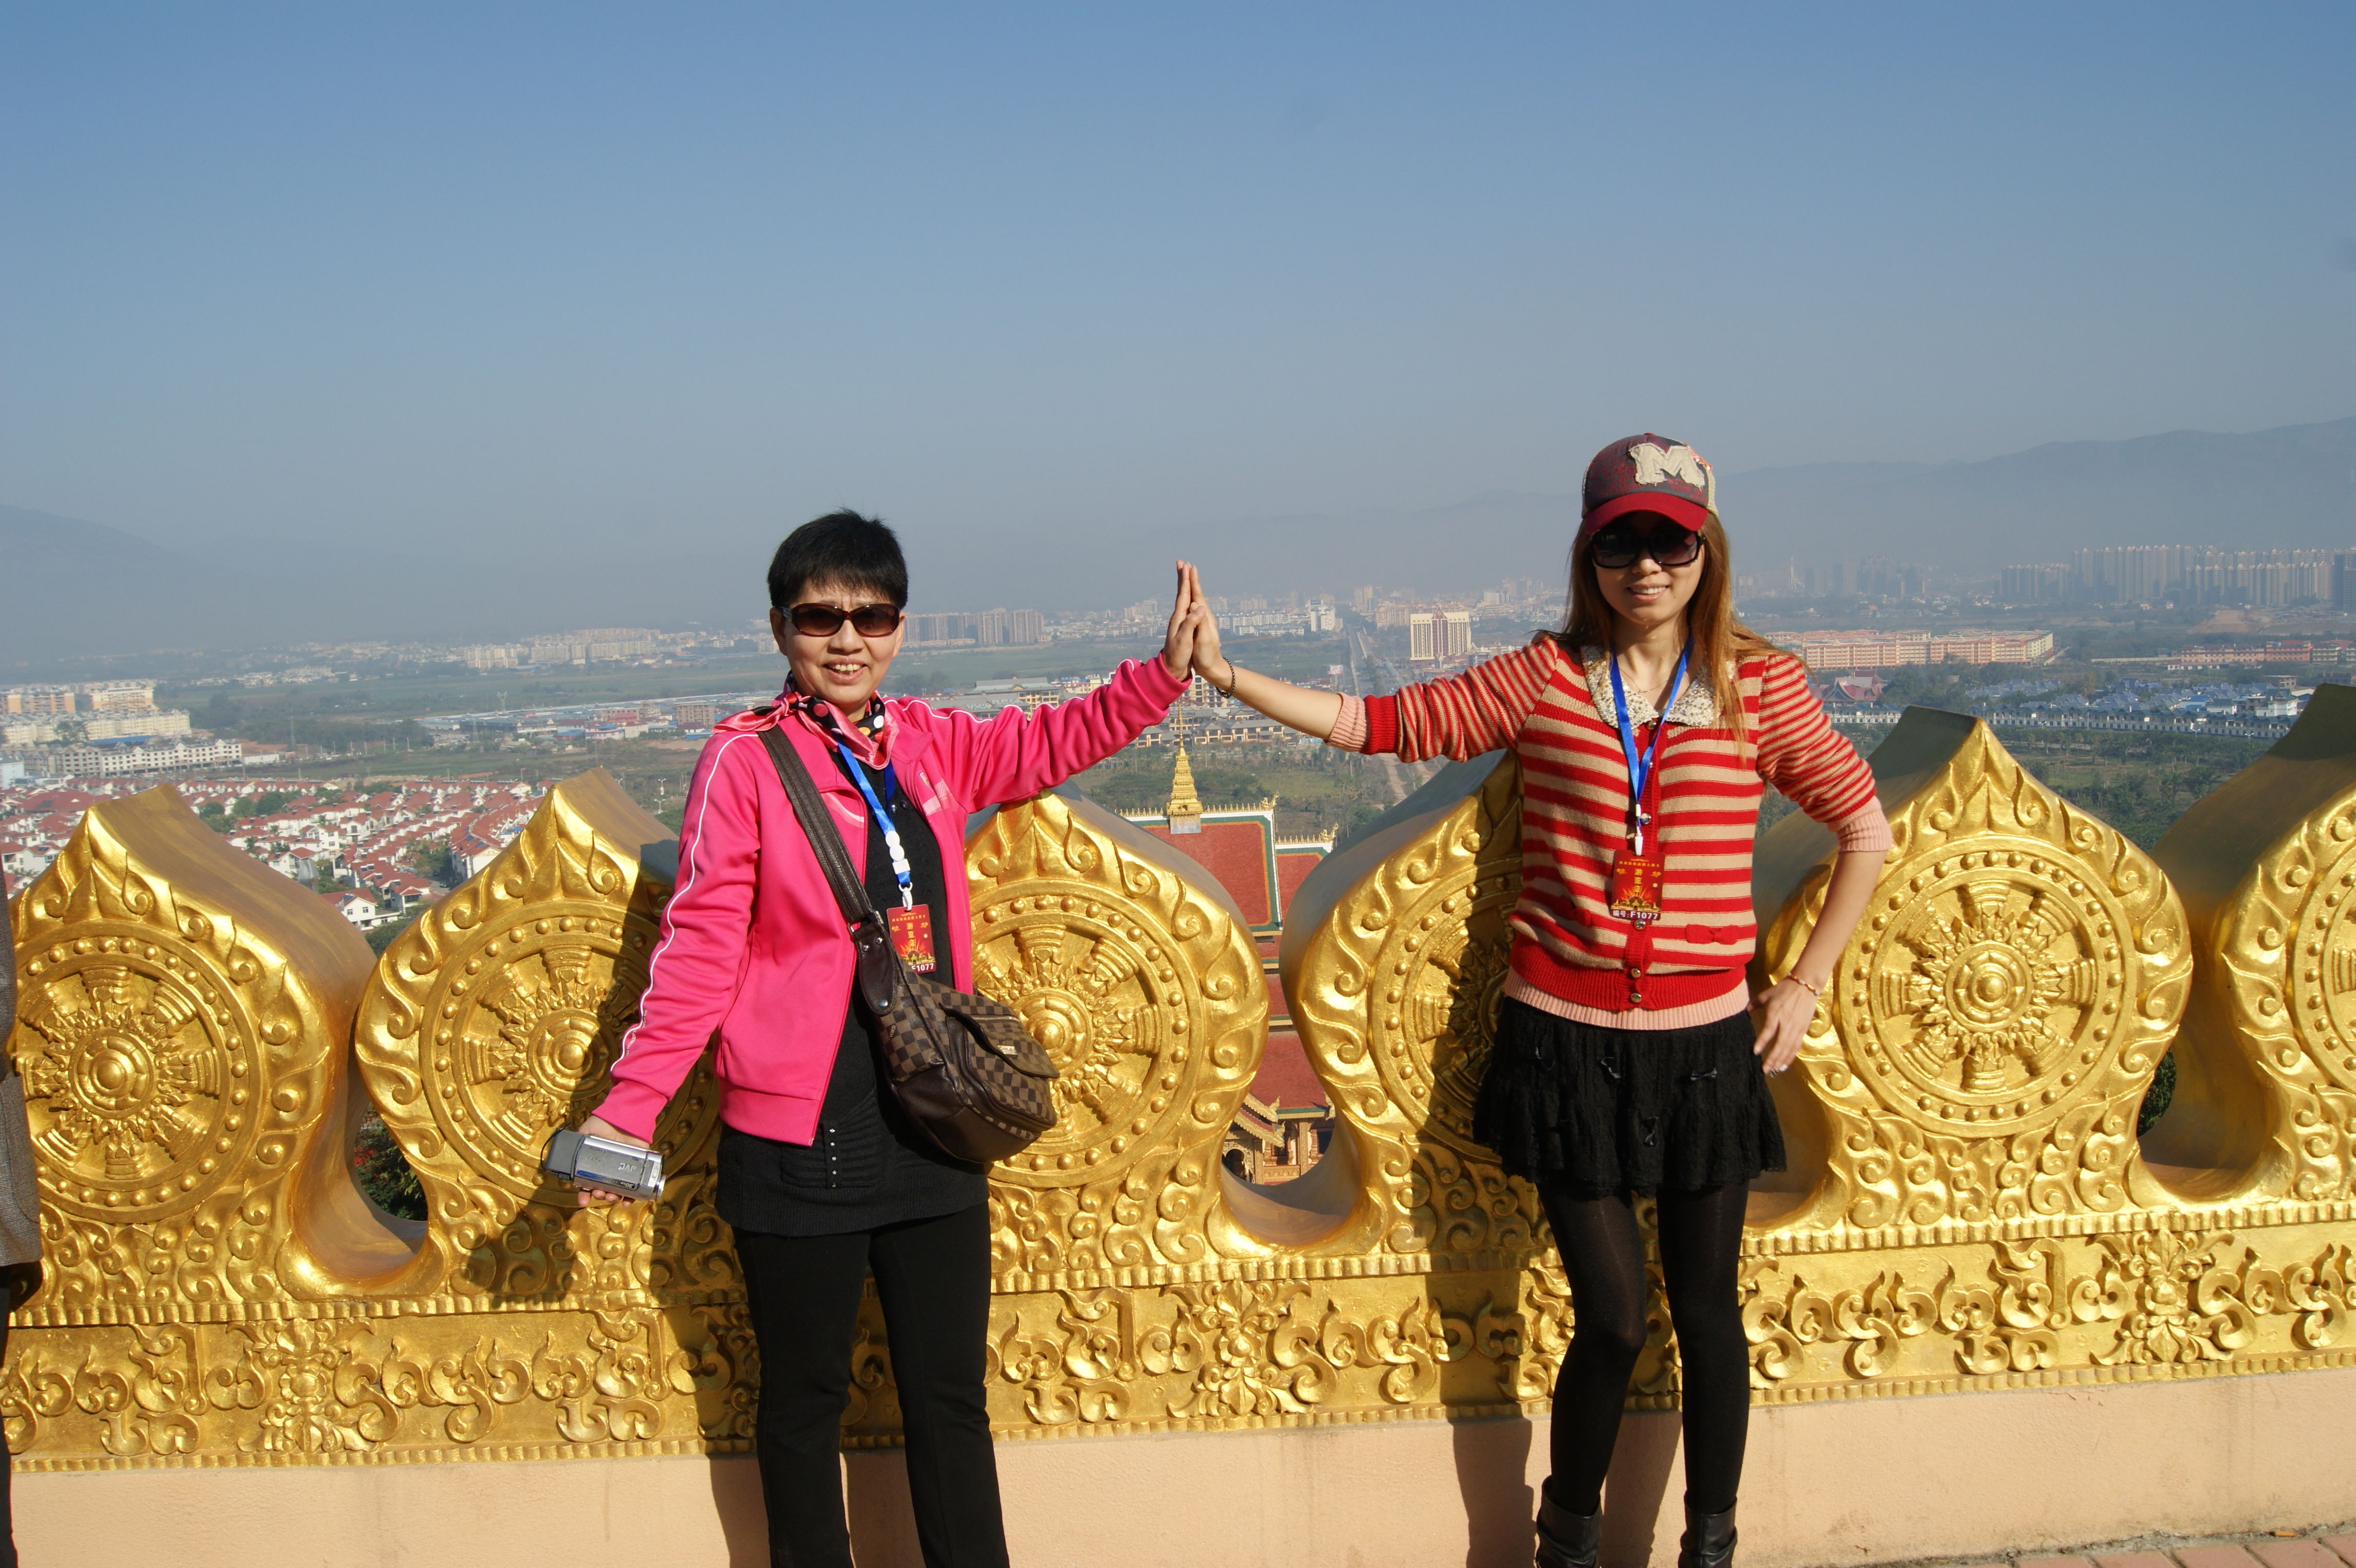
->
[1471,997,1785,1198]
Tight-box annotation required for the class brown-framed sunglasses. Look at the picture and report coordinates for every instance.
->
[784,601,904,637]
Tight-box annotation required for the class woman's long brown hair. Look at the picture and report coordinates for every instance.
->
[1558,515,1789,739]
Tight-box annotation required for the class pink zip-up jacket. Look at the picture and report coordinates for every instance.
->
[595,657,1189,1145]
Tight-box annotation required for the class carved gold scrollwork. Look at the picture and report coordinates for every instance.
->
[14,709,2356,1474]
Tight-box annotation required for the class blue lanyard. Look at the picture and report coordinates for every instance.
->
[833,743,914,910]
[1606,642,1691,857]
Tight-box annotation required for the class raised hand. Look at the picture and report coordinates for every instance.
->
[1181,563,1225,688]
[1161,559,1210,679]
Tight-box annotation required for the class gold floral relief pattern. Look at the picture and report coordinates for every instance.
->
[9,701,2356,1471]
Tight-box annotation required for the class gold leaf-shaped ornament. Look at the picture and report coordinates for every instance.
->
[352,770,721,1302]
[966,787,1268,1281]
[1752,709,2190,1234]
[6,786,386,1313]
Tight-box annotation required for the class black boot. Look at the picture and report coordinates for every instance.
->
[1677,1501,1737,1568]
[1533,1482,1602,1568]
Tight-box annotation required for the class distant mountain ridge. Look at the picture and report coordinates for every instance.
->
[5,416,2353,662]
[1054,417,2356,610]
[1727,417,2356,572]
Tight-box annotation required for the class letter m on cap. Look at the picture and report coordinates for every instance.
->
[1629,442,1710,491]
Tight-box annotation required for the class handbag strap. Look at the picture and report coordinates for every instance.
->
[756,724,899,1013]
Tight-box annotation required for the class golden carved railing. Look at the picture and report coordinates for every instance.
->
[4,697,2353,1471]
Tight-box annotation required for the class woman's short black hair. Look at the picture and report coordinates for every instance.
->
[768,510,908,609]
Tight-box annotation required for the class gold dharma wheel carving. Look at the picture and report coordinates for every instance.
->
[2278,842,2356,1088]
[355,772,716,1218]
[1848,845,2125,1132]
[16,932,258,1222]
[1757,710,2189,1228]
[420,908,657,1199]
[966,790,1264,1199]
[974,895,1190,1182]
[4,785,376,1310]
[1370,864,1517,1155]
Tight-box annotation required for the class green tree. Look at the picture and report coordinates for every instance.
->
[366,906,424,956]
[350,1113,425,1221]
[404,838,454,883]
[52,717,86,744]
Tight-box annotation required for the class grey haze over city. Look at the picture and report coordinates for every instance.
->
[8,418,2356,658]
[3,6,2352,660]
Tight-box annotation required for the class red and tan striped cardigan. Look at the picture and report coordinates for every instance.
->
[1329,635,1892,1031]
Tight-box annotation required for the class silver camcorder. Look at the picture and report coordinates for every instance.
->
[543,1127,665,1201]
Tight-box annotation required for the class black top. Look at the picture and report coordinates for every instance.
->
[716,750,987,1237]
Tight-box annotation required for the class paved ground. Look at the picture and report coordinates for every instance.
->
[1870,1523,2356,1568]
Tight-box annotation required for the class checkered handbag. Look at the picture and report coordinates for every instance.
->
[758,728,1060,1163]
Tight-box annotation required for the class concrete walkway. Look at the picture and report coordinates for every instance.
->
[1877,1522,2356,1568]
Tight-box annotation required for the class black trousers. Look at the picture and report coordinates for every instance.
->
[736,1205,1008,1568]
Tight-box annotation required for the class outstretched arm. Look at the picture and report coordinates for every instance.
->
[1179,563,1348,740]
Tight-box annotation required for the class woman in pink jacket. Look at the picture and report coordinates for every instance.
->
[577,511,1209,1568]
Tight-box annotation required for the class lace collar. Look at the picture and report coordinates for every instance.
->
[1577,644,1719,728]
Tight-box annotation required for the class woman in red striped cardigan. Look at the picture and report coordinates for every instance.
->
[1185,435,1890,1568]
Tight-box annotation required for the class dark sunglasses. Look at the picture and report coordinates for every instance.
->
[1589,523,1703,571]
[784,601,904,637]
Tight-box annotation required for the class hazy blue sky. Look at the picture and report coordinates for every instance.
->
[5,4,2352,581]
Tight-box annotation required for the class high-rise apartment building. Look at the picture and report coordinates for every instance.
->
[1408,613,1436,662]
[1351,585,1376,614]
[2067,545,2338,607]
[1998,563,2070,603]
[909,613,973,645]
[2334,552,2356,613]
[1442,611,1472,658]
[971,609,1047,647]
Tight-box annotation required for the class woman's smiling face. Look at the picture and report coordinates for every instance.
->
[771,579,905,712]
[1591,520,1705,637]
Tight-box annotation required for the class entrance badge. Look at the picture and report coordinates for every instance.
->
[887,904,937,973]
[1606,641,1691,930]
[1607,852,1665,924]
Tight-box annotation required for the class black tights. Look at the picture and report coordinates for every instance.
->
[1539,1183,1751,1517]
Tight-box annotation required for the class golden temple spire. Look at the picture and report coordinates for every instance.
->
[1167,714,1204,835]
